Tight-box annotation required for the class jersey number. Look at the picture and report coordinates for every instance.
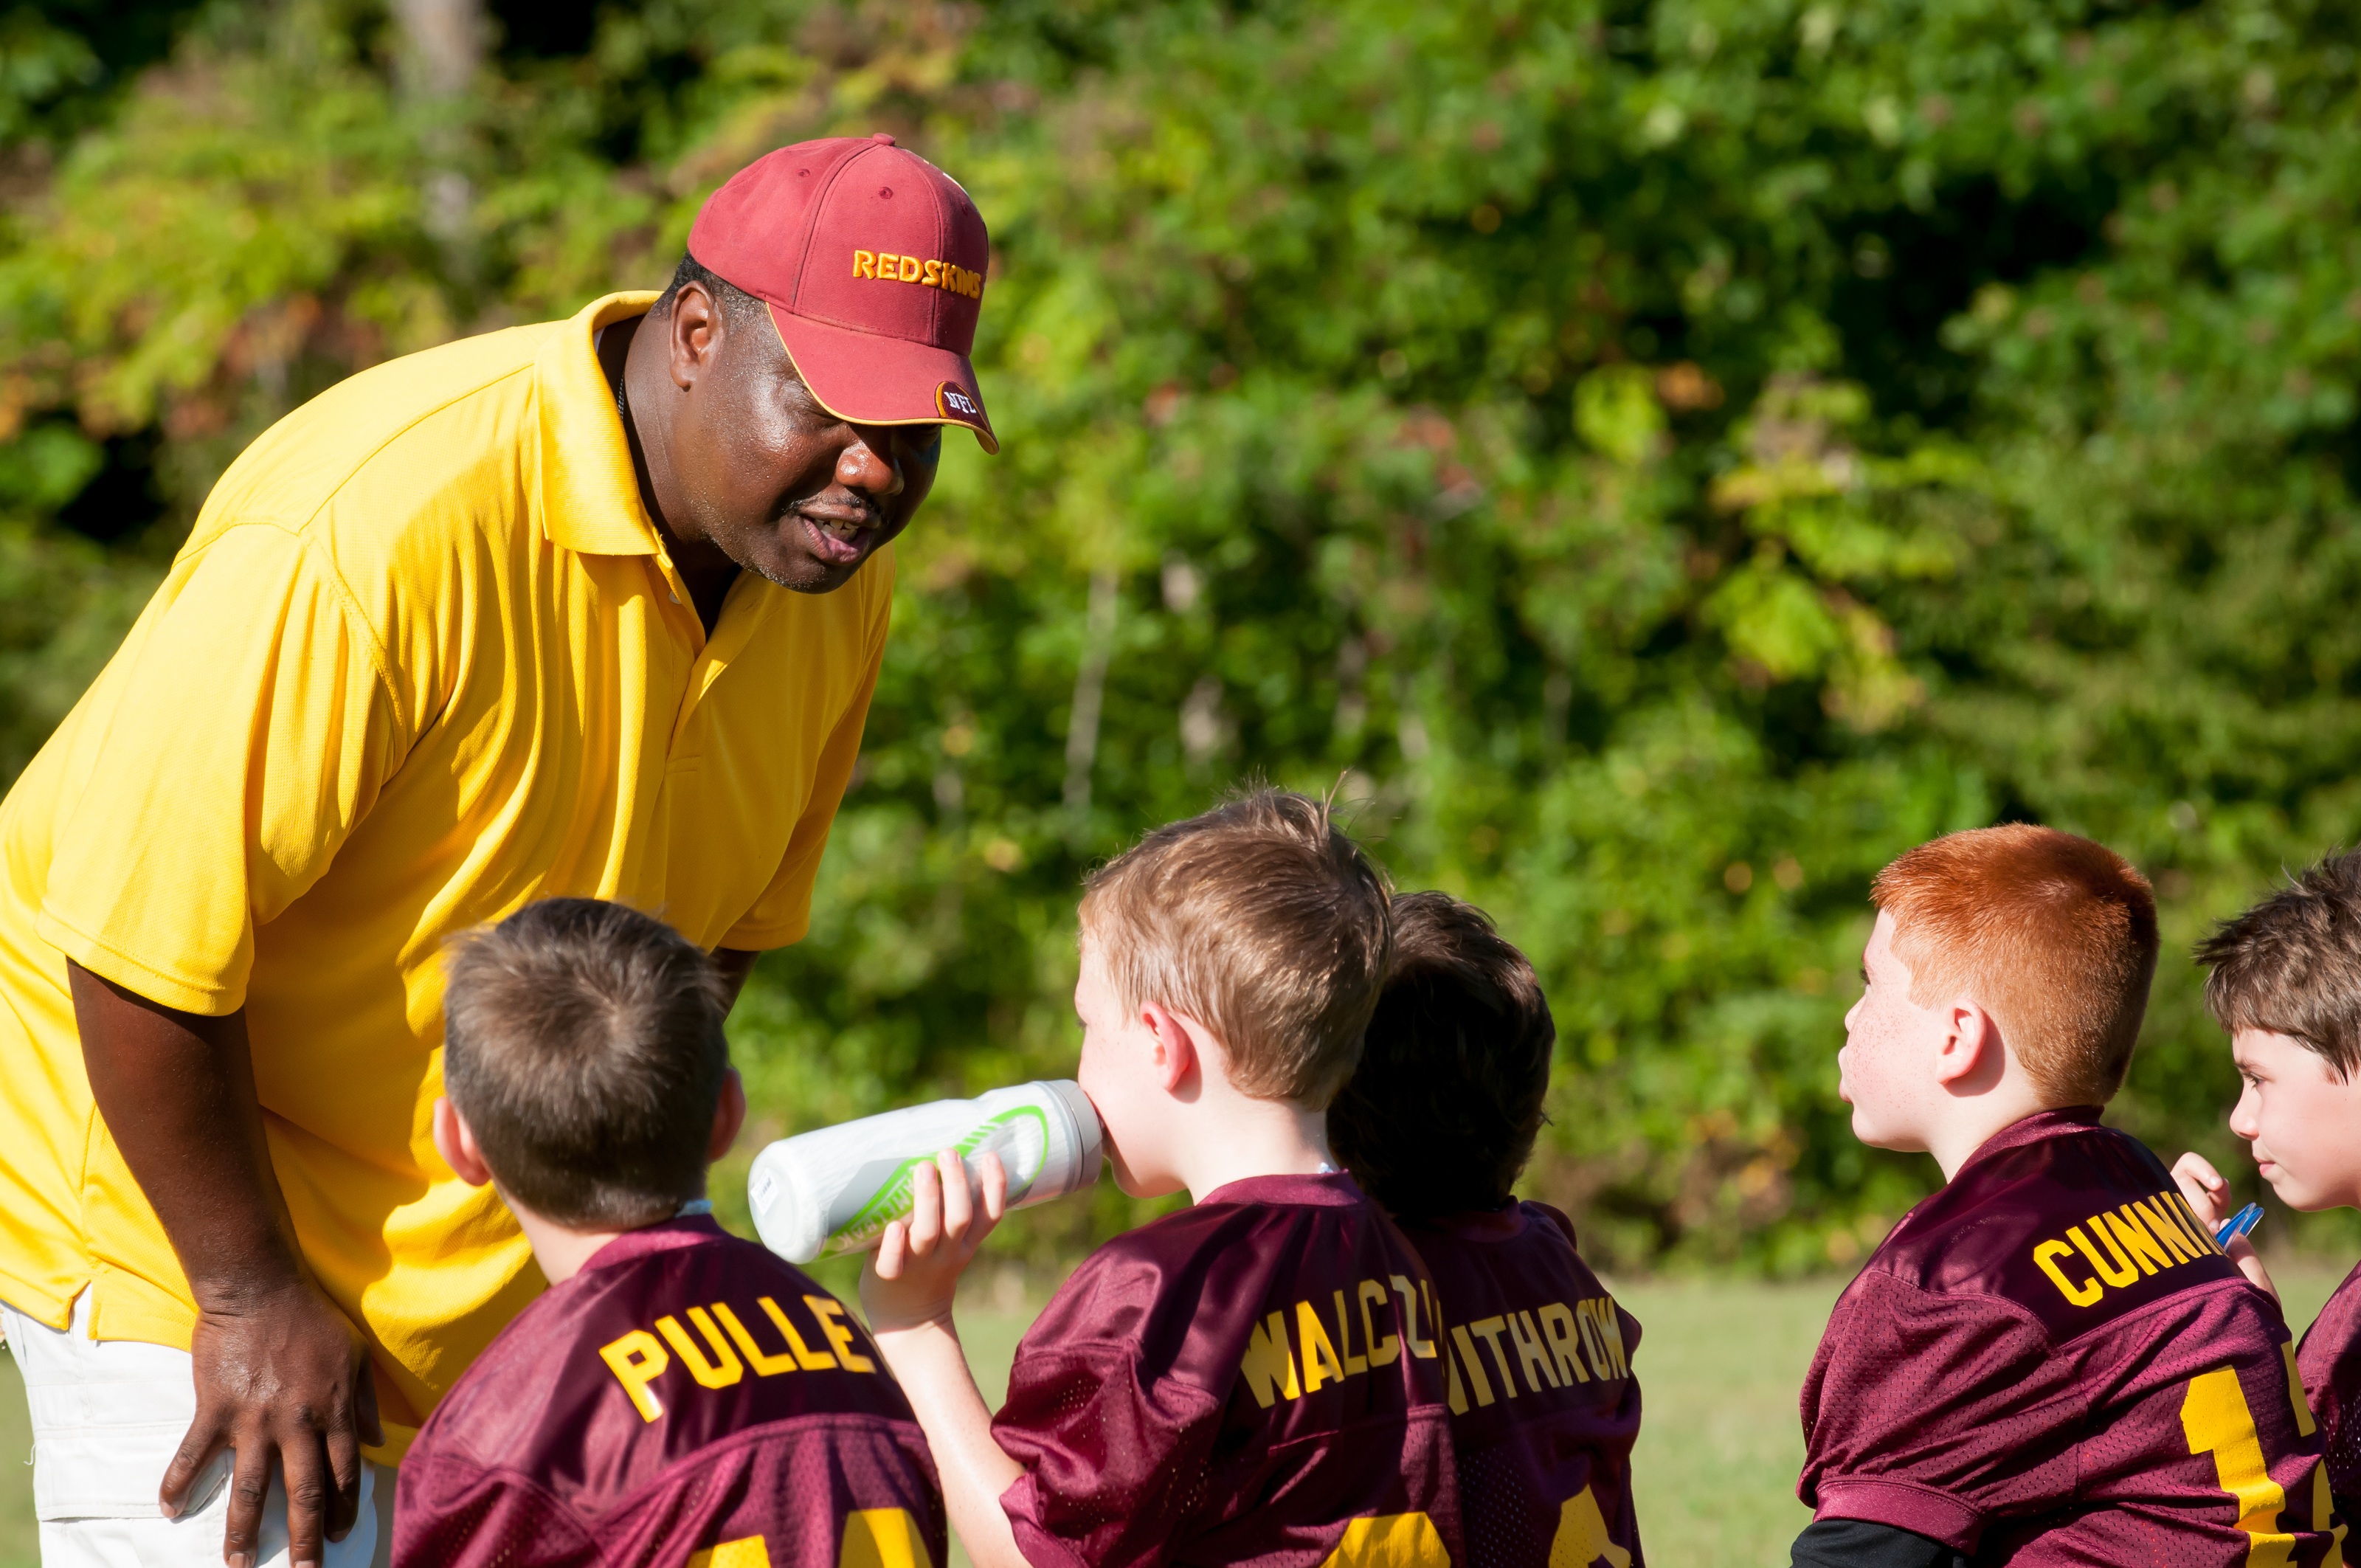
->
[685,1509,933,1568]
[2180,1362,2342,1567]
[1316,1513,1450,1567]
[1549,1485,1632,1567]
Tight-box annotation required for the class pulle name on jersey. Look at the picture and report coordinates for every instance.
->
[600,1293,879,1422]
[2030,1188,2229,1309]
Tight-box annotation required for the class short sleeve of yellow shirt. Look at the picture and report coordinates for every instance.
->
[0,292,893,1460]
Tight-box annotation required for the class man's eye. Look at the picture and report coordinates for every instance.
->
[906,426,943,463]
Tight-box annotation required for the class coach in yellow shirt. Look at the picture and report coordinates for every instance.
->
[0,134,995,1568]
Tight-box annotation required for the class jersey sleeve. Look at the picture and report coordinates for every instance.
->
[719,552,891,952]
[992,1336,1225,1568]
[1798,1271,2078,1553]
[390,1450,595,1568]
[38,523,407,1015]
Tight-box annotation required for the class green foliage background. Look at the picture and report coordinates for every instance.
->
[2,0,2357,1274]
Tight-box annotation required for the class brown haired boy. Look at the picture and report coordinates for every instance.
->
[1794,825,2334,1567]
[859,789,1463,1568]
[1329,892,1644,1567]
[2177,848,2361,1530]
[392,899,944,1567]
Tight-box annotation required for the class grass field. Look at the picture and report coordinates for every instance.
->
[2,1265,2346,1567]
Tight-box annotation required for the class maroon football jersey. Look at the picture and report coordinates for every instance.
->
[1403,1202,1642,1568]
[2299,1258,2361,1516]
[1799,1108,2337,1565]
[991,1171,1463,1568]
[394,1216,944,1568]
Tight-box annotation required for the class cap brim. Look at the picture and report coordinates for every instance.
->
[769,305,998,455]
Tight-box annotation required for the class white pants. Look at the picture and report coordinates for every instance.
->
[1,1294,383,1567]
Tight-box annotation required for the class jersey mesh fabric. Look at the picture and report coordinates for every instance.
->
[1402,1202,1642,1568]
[991,1171,1462,1568]
[392,1218,943,1568]
[1798,1108,2335,1566]
[2298,1257,2361,1514]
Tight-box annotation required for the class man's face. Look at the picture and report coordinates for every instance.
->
[1839,911,1945,1152]
[2227,1026,2361,1211]
[663,292,944,595]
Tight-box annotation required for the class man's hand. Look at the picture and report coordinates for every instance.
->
[862,1150,1006,1333]
[71,960,380,1567]
[166,1278,382,1567]
[2173,1150,2276,1299]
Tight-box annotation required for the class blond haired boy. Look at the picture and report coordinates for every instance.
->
[860,789,1462,1568]
[1794,826,2333,1567]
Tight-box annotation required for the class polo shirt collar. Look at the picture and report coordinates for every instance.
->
[534,291,664,556]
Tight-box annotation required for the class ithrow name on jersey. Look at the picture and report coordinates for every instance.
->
[601,1294,878,1422]
[2030,1189,2228,1309]
[1438,1291,1630,1415]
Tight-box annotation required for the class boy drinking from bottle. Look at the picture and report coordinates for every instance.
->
[391,899,944,1567]
[861,788,1462,1567]
[1794,826,2334,1567]
[2177,849,2361,1531]
[1329,892,1645,1568]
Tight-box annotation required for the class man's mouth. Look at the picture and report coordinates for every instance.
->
[798,510,871,566]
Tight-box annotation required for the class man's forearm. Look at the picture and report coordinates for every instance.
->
[71,961,303,1300]
[871,1321,1029,1568]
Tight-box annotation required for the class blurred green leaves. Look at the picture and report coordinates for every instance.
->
[3,0,2361,1269]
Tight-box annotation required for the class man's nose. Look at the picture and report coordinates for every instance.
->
[837,432,904,499]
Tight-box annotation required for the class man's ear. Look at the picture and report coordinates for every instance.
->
[1933,1000,2002,1089]
[432,1096,496,1187]
[1138,1001,1200,1095]
[667,282,725,391]
[708,1068,747,1162]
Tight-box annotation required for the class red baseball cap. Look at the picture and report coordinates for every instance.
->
[690,134,998,454]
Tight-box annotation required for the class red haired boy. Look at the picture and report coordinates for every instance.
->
[1794,826,2334,1567]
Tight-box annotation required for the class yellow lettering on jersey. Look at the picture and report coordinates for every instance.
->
[1389,1275,1437,1358]
[1510,1310,1560,1392]
[687,1538,772,1568]
[1549,1485,1633,1568]
[1316,1512,1451,1567]
[840,1508,933,1568]
[2070,1221,2140,1288]
[2182,1364,2299,1567]
[1586,1299,1631,1378]
[657,1309,745,1389]
[1465,1316,1518,1398]
[600,1329,671,1423]
[711,1301,799,1377]
[1242,1310,1301,1407]
[2033,1240,2104,1307]
[806,1296,876,1373]
[1449,1324,1496,1406]
[2312,1462,2348,1567]
[1538,1303,1590,1384]
[1299,1299,1349,1392]
[2132,1197,2205,1263]
[2171,1191,2230,1256]
[1333,1290,1371,1375]
[2284,1343,2319,1437]
[759,1296,838,1370]
[1359,1279,1400,1367]
[2104,1209,2171,1276]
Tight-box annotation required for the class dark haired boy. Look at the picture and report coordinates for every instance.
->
[393,899,944,1568]
[2177,848,2361,1533]
[1328,891,1645,1567]
[858,790,1463,1568]
[1794,826,2333,1567]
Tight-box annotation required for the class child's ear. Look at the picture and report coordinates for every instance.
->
[1933,1000,2002,1089]
[1139,1001,1199,1094]
[708,1068,747,1161]
[432,1096,496,1187]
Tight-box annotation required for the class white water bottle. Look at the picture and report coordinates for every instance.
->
[746,1081,1105,1265]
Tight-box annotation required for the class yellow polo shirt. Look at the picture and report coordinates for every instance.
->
[0,291,891,1461]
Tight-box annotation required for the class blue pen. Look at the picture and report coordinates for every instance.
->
[2215,1202,2264,1246]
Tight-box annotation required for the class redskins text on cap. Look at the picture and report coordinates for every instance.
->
[689,133,997,454]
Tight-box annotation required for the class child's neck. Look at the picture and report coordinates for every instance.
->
[1176,1095,1335,1205]
[1926,1082,2062,1183]
[510,1198,706,1285]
